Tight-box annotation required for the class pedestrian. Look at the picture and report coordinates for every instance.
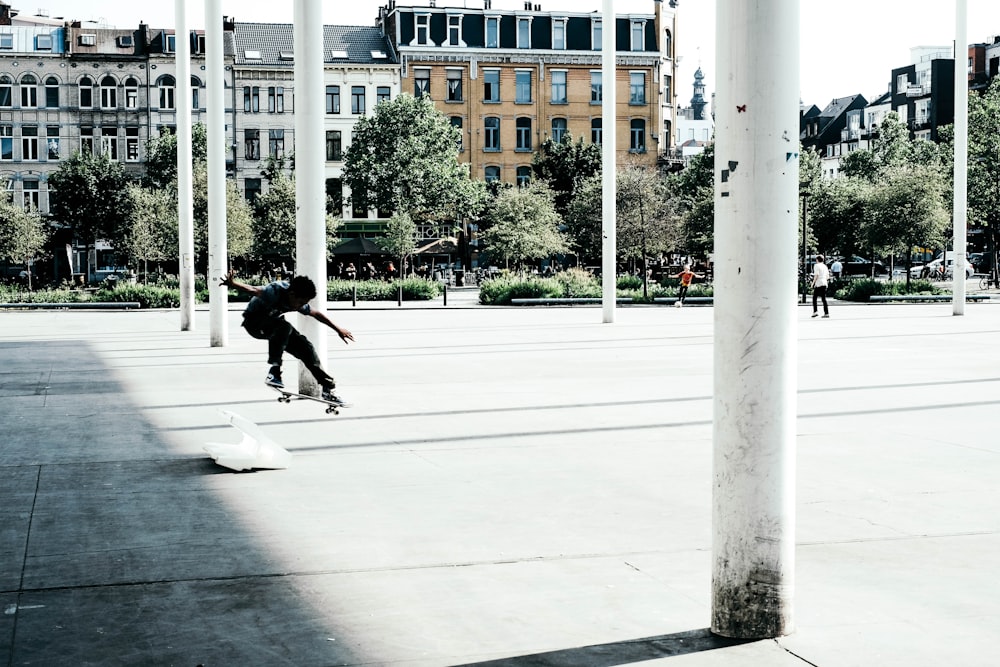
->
[671,264,702,307]
[220,270,354,405]
[830,257,842,279]
[812,254,830,318]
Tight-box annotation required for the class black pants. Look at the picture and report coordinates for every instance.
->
[812,285,828,315]
[242,316,335,388]
[677,284,690,304]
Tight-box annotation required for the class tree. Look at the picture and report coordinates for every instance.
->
[123,183,176,279]
[191,163,254,269]
[480,182,568,270]
[342,93,484,226]
[143,123,208,190]
[616,164,683,297]
[807,176,872,259]
[531,133,602,217]
[0,186,48,290]
[668,142,715,256]
[563,175,603,264]
[252,171,298,264]
[48,151,131,281]
[381,212,418,277]
[967,79,1000,275]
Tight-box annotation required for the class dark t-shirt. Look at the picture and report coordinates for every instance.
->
[243,281,311,322]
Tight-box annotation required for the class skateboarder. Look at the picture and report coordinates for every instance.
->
[220,271,354,405]
[671,264,702,307]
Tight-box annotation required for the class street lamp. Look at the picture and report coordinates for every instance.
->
[801,191,809,303]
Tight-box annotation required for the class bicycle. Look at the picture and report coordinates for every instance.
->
[979,273,999,290]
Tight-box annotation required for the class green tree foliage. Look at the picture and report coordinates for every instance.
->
[668,142,715,255]
[251,171,297,263]
[530,133,602,217]
[967,79,1000,233]
[481,182,568,269]
[616,164,682,296]
[807,177,872,259]
[865,165,949,274]
[123,183,176,278]
[143,124,208,189]
[563,175,603,263]
[191,163,254,268]
[342,93,484,225]
[381,212,418,276]
[0,184,48,290]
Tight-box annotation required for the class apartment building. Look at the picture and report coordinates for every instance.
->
[376,0,676,186]
[890,46,954,143]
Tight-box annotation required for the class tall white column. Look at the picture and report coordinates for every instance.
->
[206,0,228,346]
[711,0,799,638]
[601,0,617,324]
[294,0,328,395]
[953,0,968,315]
[175,0,195,331]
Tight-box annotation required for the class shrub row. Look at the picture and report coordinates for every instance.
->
[479,269,713,305]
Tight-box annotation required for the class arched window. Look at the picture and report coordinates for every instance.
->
[158,75,175,110]
[20,74,37,108]
[0,75,12,108]
[551,117,567,143]
[484,116,500,151]
[484,165,500,182]
[515,116,531,151]
[629,118,646,152]
[78,76,94,108]
[100,76,117,109]
[44,76,59,108]
[591,117,602,144]
[516,166,531,186]
[124,77,139,109]
[191,76,202,110]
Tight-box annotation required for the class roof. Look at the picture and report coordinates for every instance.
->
[818,94,866,119]
[231,22,395,66]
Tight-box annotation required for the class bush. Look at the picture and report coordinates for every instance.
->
[0,286,86,303]
[479,275,563,305]
[835,278,940,302]
[94,284,180,308]
[555,268,601,297]
[327,278,441,301]
[616,274,643,290]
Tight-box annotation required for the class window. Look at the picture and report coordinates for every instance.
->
[22,180,39,210]
[268,129,285,159]
[0,34,11,50]
[448,14,463,46]
[550,70,567,104]
[351,86,365,114]
[326,130,342,161]
[415,13,430,45]
[515,70,532,103]
[45,77,59,108]
[552,19,567,50]
[631,20,645,51]
[592,19,602,50]
[245,178,262,203]
[915,99,930,125]
[450,116,463,151]
[268,86,284,113]
[484,165,500,182]
[125,127,139,161]
[630,119,646,152]
[895,105,908,124]
[352,190,368,218]
[125,77,138,109]
[414,69,430,98]
[80,126,94,153]
[516,166,531,186]
[483,69,500,102]
[590,71,602,103]
[165,34,176,53]
[326,85,340,113]
[36,34,52,50]
[663,74,672,104]
[551,118,567,143]
[244,129,260,160]
[101,127,118,160]
[46,125,59,160]
[516,116,532,151]
[484,116,500,151]
[0,76,12,108]
[517,17,531,48]
[325,178,343,214]
[0,125,12,160]
[486,16,499,48]
[191,78,200,110]
[377,86,391,105]
[243,86,259,113]
[629,72,646,105]
[159,76,175,110]
[591,117,602,144]
[21,125,38,161]
[446,69,463,102]
[20,74,37,108]
[100,76,117,109]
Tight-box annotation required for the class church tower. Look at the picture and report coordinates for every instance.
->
[691,66,707,121]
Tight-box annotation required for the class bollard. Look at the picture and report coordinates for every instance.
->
[398,284,403,307]
[352,283,357,307]
[443,284,448,307]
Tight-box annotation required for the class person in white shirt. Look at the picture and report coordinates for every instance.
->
[812,255,830,318]
[830,258,842,278]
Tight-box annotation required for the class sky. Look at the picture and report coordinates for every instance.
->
[20,0,1000,108]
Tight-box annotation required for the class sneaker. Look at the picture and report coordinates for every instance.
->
[811,312,819,318]
[674,301,682,308]
[822,314,830,318]
[322,387,347,407]
[265,367,284,388]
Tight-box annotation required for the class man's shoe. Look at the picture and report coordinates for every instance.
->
[322,387,347,407]
[822,314,830,318]
[811,312,819,318]
[266,368,284,388]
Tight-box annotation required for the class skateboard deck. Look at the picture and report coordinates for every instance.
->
[268,384,350,414]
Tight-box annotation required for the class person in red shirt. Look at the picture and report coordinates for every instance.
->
[672,264,702,307]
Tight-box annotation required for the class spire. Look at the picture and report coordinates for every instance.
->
[691,66,707,120]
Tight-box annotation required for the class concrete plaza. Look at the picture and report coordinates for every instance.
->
[1,298,998,666]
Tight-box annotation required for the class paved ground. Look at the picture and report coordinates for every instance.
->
[1,297,999,666]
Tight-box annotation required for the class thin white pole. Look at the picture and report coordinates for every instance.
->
[953,0,968,315]
[712,0,799,638]
[601,0,616,323]
[175,0,195,331]
[293,0,328,395]
[206,0,228,346]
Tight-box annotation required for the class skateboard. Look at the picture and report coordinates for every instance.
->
[268,384,350,415]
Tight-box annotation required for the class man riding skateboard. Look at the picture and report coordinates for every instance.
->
[221,270,354,406]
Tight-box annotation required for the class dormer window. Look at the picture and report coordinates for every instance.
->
[165,33,176,53]
[486,16,499,48]
[415,13,430,46]
[36,34,52,50]
[517,17,531,49]
[631,20,645,51]
[552,18,567,50]
[447,14,464,47]
[0,34,12,50]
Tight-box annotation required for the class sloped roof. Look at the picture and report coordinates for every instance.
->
[819,94,865,119]
[231,22,395,66]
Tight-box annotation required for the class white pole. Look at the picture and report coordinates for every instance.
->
[294,0,328,395]
[712,0,799,638]
[175,0,195,331]
[206,0,228,346]
[601,0,616,323]
[953,0,968,315]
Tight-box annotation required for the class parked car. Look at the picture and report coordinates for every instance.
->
[909,258,974,280]
[837,255,888,276]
